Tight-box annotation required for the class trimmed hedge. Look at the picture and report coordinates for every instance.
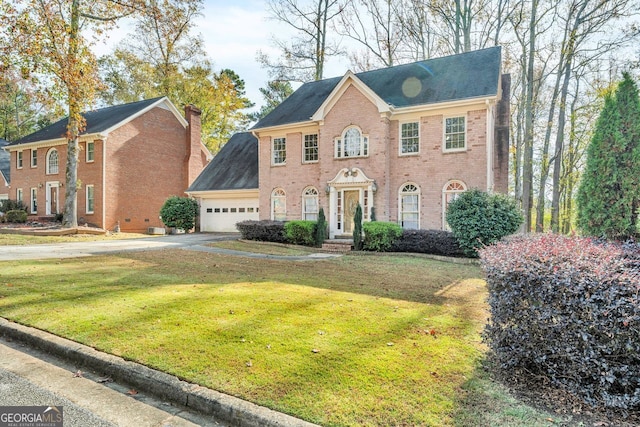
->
[446,189,523,257]
[363,222,402,251]
[481,234,640,410]
[236,220,287,243]
[285,220,316,246]
[391,229,465,257]
[159,196,198,231]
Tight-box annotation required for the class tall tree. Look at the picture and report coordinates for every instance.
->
[576,73,640,239]
[258,0,343,82]
[249,80,294,122]
[7,0,143,228]
[335,0,404,70]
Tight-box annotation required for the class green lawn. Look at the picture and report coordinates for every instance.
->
[0,249,566,426]
[0,231,150,245]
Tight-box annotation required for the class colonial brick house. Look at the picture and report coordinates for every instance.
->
[4,97,210,232]
[254,47,509,238]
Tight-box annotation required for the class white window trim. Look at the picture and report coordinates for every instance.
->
[399,121,420,156]
[302,187,319,221]
[334,126,369,159]
[443,115,467,153]
[30,188,37,214]
[302,134,319,164]
[272,137,286,166]
[46,148,59,175]
[271,188,286,220]
[399,183,420,230]
[86,185,95,214]
[442,180,467,230]
[31,149,38,168]
[17,151,23,169]
[86,141,95,163]
[16,188,23,203]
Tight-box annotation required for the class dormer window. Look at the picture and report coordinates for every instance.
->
[335,126,368,158]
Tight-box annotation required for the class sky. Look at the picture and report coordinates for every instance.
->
[95,0,352,112]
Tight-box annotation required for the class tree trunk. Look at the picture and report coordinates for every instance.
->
[521,0,538,233]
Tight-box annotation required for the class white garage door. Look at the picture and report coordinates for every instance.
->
[200,198,259,232]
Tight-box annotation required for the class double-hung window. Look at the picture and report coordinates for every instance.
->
[17,151,23,169]
[86,141,95,162]
[399,183,420,229]
[30,188,37,214]
[86,185,95,214]
[444,116,466,151]
[31,149,37,167]
[303,134,318,163]
[272,137,286,165]
[400,122,419,154]
[302,187,319,221]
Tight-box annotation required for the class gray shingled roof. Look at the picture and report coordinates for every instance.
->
[253,46,501,130]
[8,97,166,146]
[187,132,258,192]
[0,139,9,184]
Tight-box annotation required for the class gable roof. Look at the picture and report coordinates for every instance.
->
[8,97,184,146]
[187,132,258,192]
[0,138,9,184]
[253,46,502,130]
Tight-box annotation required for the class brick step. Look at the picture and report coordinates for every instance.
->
[321,239,353,253]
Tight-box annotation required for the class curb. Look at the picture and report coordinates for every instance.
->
[0,318,319,427]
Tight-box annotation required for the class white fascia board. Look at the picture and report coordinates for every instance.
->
[251,121,317,136]
[4,134,104,151]
[101,97,188,135]
[311,71,391,122]
[389,95,498,118]
[186,189,259,199]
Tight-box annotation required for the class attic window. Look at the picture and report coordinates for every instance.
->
[335,126,368,158]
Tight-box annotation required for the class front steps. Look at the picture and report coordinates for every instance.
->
[321,239,354,253]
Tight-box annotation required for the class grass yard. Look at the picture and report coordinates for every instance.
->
[0,232,151,245]
[0,249,565,426]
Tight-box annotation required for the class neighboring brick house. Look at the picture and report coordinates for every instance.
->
[250,47,509,238]
[4,97,210,232]
[0,138,9,201]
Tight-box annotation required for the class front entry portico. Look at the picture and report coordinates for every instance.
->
[326,167,375,239]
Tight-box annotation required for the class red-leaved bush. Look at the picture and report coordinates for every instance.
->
[480,234,640,410]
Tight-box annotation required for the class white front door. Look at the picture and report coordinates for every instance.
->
[45,182,59,215]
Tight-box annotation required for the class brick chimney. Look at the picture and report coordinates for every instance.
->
[184,104,204,188]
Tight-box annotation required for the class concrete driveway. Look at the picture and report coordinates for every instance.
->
[0,233,238,261]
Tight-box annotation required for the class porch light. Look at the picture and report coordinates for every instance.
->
[372,181,377,193]
[325,185,331,194]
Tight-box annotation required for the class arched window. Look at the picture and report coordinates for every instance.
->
[271,188,286,221]
[399,183,420,229]
[335,126,368,158]
[46,148,59,174]
[442,180,467,230]
[302,187,319,221]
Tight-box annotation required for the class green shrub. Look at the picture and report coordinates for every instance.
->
[236,220,287,243]
[390,229,465,257]
[363,221,402,252]
[446,189,523,257]
[0,199,26,213]
[353,204,363,250]
[481,235,640,410]
[285,220,317,246]
[315,208,327,247]
[159,196,199,231]
[6,209,28,223]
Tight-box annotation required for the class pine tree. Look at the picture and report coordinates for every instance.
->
[577,73,640,239]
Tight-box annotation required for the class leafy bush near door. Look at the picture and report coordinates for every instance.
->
[284,220,316,246]
[362,221,402,251]
[481,234,640,411]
